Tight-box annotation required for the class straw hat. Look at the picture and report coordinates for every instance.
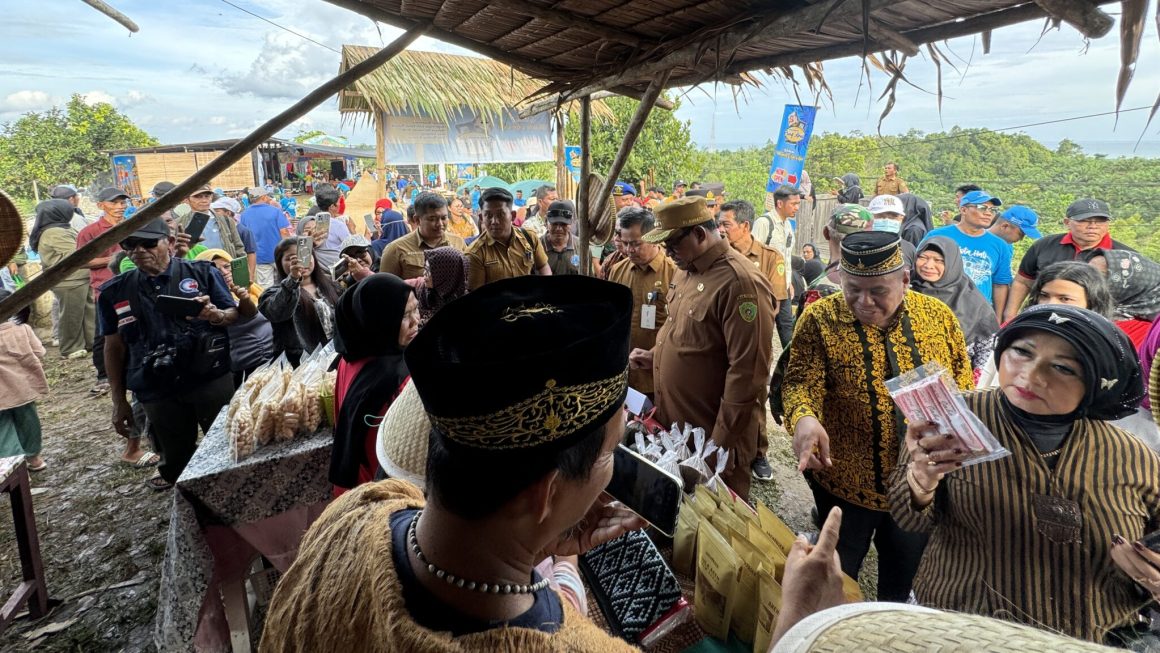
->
[375,379,429,487]
[0,191,23,267]
[772,603,1116,652]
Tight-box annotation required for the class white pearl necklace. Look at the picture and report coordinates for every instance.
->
[408,510,551,595]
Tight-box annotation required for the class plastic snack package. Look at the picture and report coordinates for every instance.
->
[752,568,783,653]
[885,362,1010,467]
[673,502,700,576]
[694,521,739,640]
[679,427,713,484]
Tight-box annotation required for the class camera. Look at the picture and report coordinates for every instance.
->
[144,344,178,380]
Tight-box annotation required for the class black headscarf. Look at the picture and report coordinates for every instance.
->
[29,199,75,252]
[836,173,863,204]
[898,193,933,247]
[995,304,1144,421]
[1092,248,1160,322]
[912,237,999,347]
[801,258,826,285]
[329,273,414,488]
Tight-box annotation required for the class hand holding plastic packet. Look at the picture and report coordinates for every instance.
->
[885,361,1010,466]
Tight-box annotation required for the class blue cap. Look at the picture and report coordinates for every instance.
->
[613,181,637,197]
[959,190,1002,207]
[1000,205,1041,240]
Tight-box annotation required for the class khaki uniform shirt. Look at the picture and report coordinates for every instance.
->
[466,227,549,291]
[734,237,788,301]
[541,233,580,276]
[652,239,775,498]
[874,176,909,195]
[381,230,466,281]
[607,253,677,395]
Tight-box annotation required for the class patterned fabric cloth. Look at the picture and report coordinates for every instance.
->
[418,246,468,327]
[889,389,1160,644]
[782,291,973,510]
[1100,248,1160,322]
[154,410,333,651]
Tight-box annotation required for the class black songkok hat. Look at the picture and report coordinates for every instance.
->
[840,231,905,277]
[995,304,1143,421]
[405,275,632,452]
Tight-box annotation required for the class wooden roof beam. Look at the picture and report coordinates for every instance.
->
[484,0,647,48]
[867,17,919,57]
[555,0,895,102]
[517,88,674,119]
[1033,0,1113,38]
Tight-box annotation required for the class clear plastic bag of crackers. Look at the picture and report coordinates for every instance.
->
[885,362,1010,467]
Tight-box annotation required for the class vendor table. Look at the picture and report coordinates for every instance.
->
[154,410,332,652]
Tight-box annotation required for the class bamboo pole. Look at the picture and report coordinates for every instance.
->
[0,24,427,323]
[577,96,592,276]
[591,72,670,225]
[375,109,387,189]
[555,111,567,192]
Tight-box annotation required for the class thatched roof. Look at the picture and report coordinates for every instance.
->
[338,47,615,125]
[325,0,1153,124]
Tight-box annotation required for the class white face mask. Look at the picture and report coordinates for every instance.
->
[872,218,901,234]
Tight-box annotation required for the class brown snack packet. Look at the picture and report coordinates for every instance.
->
[757,501,798,554]
[673,502,700,577]
[695,521,739,640]
[843,572,864,602]
[746,522,787,581]
[753,568,783,653]
[730,535,765,644]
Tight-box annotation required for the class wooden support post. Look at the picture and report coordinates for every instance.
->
[577,96,593,276]
[592,72,671,225]
[375,109,387,190]
[1033,0,1114,38]
[0,24,427,323]
[555,111,567,193]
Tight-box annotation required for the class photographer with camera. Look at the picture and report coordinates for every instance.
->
[98,218,240,491]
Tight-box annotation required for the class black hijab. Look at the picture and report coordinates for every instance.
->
[898,193,933,246]
[995,304,1144,421]
[329,273,414,488]
[836,173,863,204]
[911,237,999,346]
[29,199,75,252]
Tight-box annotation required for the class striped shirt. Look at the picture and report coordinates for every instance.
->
[889,389,1160,643]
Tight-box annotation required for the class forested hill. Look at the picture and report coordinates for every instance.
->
[698,128,1160,260]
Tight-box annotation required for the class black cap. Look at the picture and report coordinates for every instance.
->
[406,275,631,453]
[673,180,687,189]
[1066,198,1112,221]
[152,181,176,197]
[479,187,513,205]
[50,185,77,199]
[839,231,905,277]
[97,187,130,202]
[121,218,170,242]
[545,200,575,224]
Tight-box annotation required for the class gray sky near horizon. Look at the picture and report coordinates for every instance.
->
[2,0,1158,157]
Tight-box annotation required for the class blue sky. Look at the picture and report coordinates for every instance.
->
[2,0,1158,156]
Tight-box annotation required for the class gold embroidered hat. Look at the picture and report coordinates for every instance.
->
[839,231,905,277]
[405,275,632,451]
[642,196,713,243]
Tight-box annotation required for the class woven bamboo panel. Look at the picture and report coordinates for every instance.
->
[0,191,23,266]
[135,151,256,195]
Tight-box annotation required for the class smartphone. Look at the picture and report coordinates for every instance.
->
[155,294,204,318]
[295,236,313,271]
[363,213,376,234]
[330,257,349,279]
[1142,529,1160,553]
[314,212,332,242]
[229,256,250,288]
[185,212,210,244]
[605,444,683,537]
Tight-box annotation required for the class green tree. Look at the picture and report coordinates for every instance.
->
[292,128,327,143]
[0,94,157,200]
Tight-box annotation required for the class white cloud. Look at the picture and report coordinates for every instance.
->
[0,90,56,112]
[123,90,155,104]
[81,90,117,106]
[208,116,228,125]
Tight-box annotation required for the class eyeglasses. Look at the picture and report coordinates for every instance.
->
[121,238,161,251]
[965,204,998,215]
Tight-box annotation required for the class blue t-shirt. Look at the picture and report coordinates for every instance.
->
[922,225,1013,303]
[514,198,527,208]
[470,190,481,210]
[240,203,290,264]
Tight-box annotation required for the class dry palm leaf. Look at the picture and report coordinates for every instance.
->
[1117,0,1148,125]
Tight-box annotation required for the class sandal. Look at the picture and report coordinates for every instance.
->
[89,381,110,397]
[26,460,47,472]
[122,452,160,468]
[145,475,173,491]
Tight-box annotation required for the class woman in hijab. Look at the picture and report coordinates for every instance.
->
[890,305,1160,649]
[446,196,478,240]
[835,173,863,205]
[29,199,94,358]
[1085,248,1160,347]
[417,246,468,327]
[796,257,840,317]
[912,236,1000,377]
[801,243,818,261]
[898,193,933,247]
[330,273,419,495]
[371,206,410,258]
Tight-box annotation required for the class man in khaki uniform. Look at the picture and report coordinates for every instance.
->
[381,192,466,282]
[467,187,551,291]
[718,199,785,482]
[607,206,676,398]
[874,162,909,196]
[628,196,775,500]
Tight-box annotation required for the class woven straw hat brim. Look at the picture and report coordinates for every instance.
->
[375,379,429,488]
[774,603,1117,652]
[0,191,24,267]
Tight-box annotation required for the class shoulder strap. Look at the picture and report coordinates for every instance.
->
[518,227,537,253]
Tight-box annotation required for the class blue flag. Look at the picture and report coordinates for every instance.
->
[564,145,582,182]
[765,105,817,192]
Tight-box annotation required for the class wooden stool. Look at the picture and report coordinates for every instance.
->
[0,457,49,633]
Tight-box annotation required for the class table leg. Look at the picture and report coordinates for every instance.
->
[221,574,251,653]
[0,464,49,632]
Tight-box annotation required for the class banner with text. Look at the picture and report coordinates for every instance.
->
[765,104,817,192]
[384,107,554,165]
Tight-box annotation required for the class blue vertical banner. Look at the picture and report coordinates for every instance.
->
[563,145,582,182]
[765,105,817,192]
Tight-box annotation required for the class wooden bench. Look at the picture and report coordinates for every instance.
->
[0,457,49,633]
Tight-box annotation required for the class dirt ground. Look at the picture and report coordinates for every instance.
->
[0,341,877,651]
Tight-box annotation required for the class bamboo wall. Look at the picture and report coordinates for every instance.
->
[134,151,256,194]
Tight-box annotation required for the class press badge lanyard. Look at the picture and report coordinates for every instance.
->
[641,289,658,330]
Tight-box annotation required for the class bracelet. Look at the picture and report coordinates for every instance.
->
[907,466,937,496]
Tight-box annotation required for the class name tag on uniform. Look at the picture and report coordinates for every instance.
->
[641,304,657,330]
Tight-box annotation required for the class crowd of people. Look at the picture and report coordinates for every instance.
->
[3,164,1160,651]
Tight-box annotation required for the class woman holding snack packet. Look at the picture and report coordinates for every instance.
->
[890,304,1160,648]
